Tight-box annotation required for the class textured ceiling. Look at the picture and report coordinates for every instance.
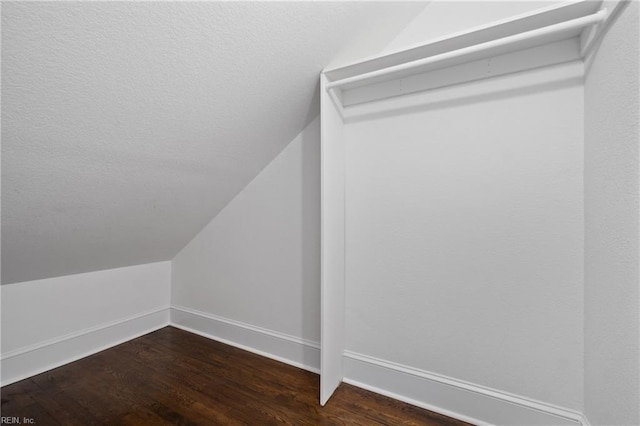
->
[1,1,425,284]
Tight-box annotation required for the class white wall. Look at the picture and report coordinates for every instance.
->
[584,2,640,425]
[172,117,321,343]
[0,1,421,383]
[344,62,585,410]
[1,261,171,384]
[168,0,571,374]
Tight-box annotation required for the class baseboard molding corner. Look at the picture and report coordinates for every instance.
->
[579,413,592,426]
[2,306,590,426]
[343,350,584,426]
[169,305,320,374]
[1,307,170,387]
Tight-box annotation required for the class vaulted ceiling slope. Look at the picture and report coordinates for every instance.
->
[1,1,426,284]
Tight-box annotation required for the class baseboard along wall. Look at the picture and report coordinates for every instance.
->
[1,305,590,425]
[169,305,320,374]
[343,351,585,426]
[0,307,170,387]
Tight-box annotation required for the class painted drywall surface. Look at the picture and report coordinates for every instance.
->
[344,64,584,409]
[1,261,171,354]
[320,74,347,404]
[172,118,320,342]
[584,2,640,425]
[383,0,563,53]
[1,1,424,285]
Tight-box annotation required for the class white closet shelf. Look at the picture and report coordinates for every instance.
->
[324,0,607,92]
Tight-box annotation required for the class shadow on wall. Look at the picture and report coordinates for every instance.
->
[300,108,322,364]
[344,70,584,125]
[305,79,321,128]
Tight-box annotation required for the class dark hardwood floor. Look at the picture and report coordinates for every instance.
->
[1,327,470,425]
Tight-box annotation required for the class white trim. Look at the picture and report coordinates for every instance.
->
[170,305,319,349]
[170,305,320,374]
[325,0,595,77]
[340,37,581,110]
[1,307,170,386]
[342,378,486,426]
[320,70,347,405]
[0,305,594,425]
[326,10,605,92]
[580,0,628,58]
[1,306,169,360]
[343,350,584,426]
[342,59,583,123]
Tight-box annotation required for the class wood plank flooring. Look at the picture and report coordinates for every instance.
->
[1,327,470,425]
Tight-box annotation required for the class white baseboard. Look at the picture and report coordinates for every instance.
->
[0,306,590,426]
[166,310,587,426]
[170,305,320,374]
[579,414,592,426]
[343,350,585,426]
[0,307,170,386]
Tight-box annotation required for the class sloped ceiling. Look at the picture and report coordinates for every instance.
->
[1,1,426,284]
